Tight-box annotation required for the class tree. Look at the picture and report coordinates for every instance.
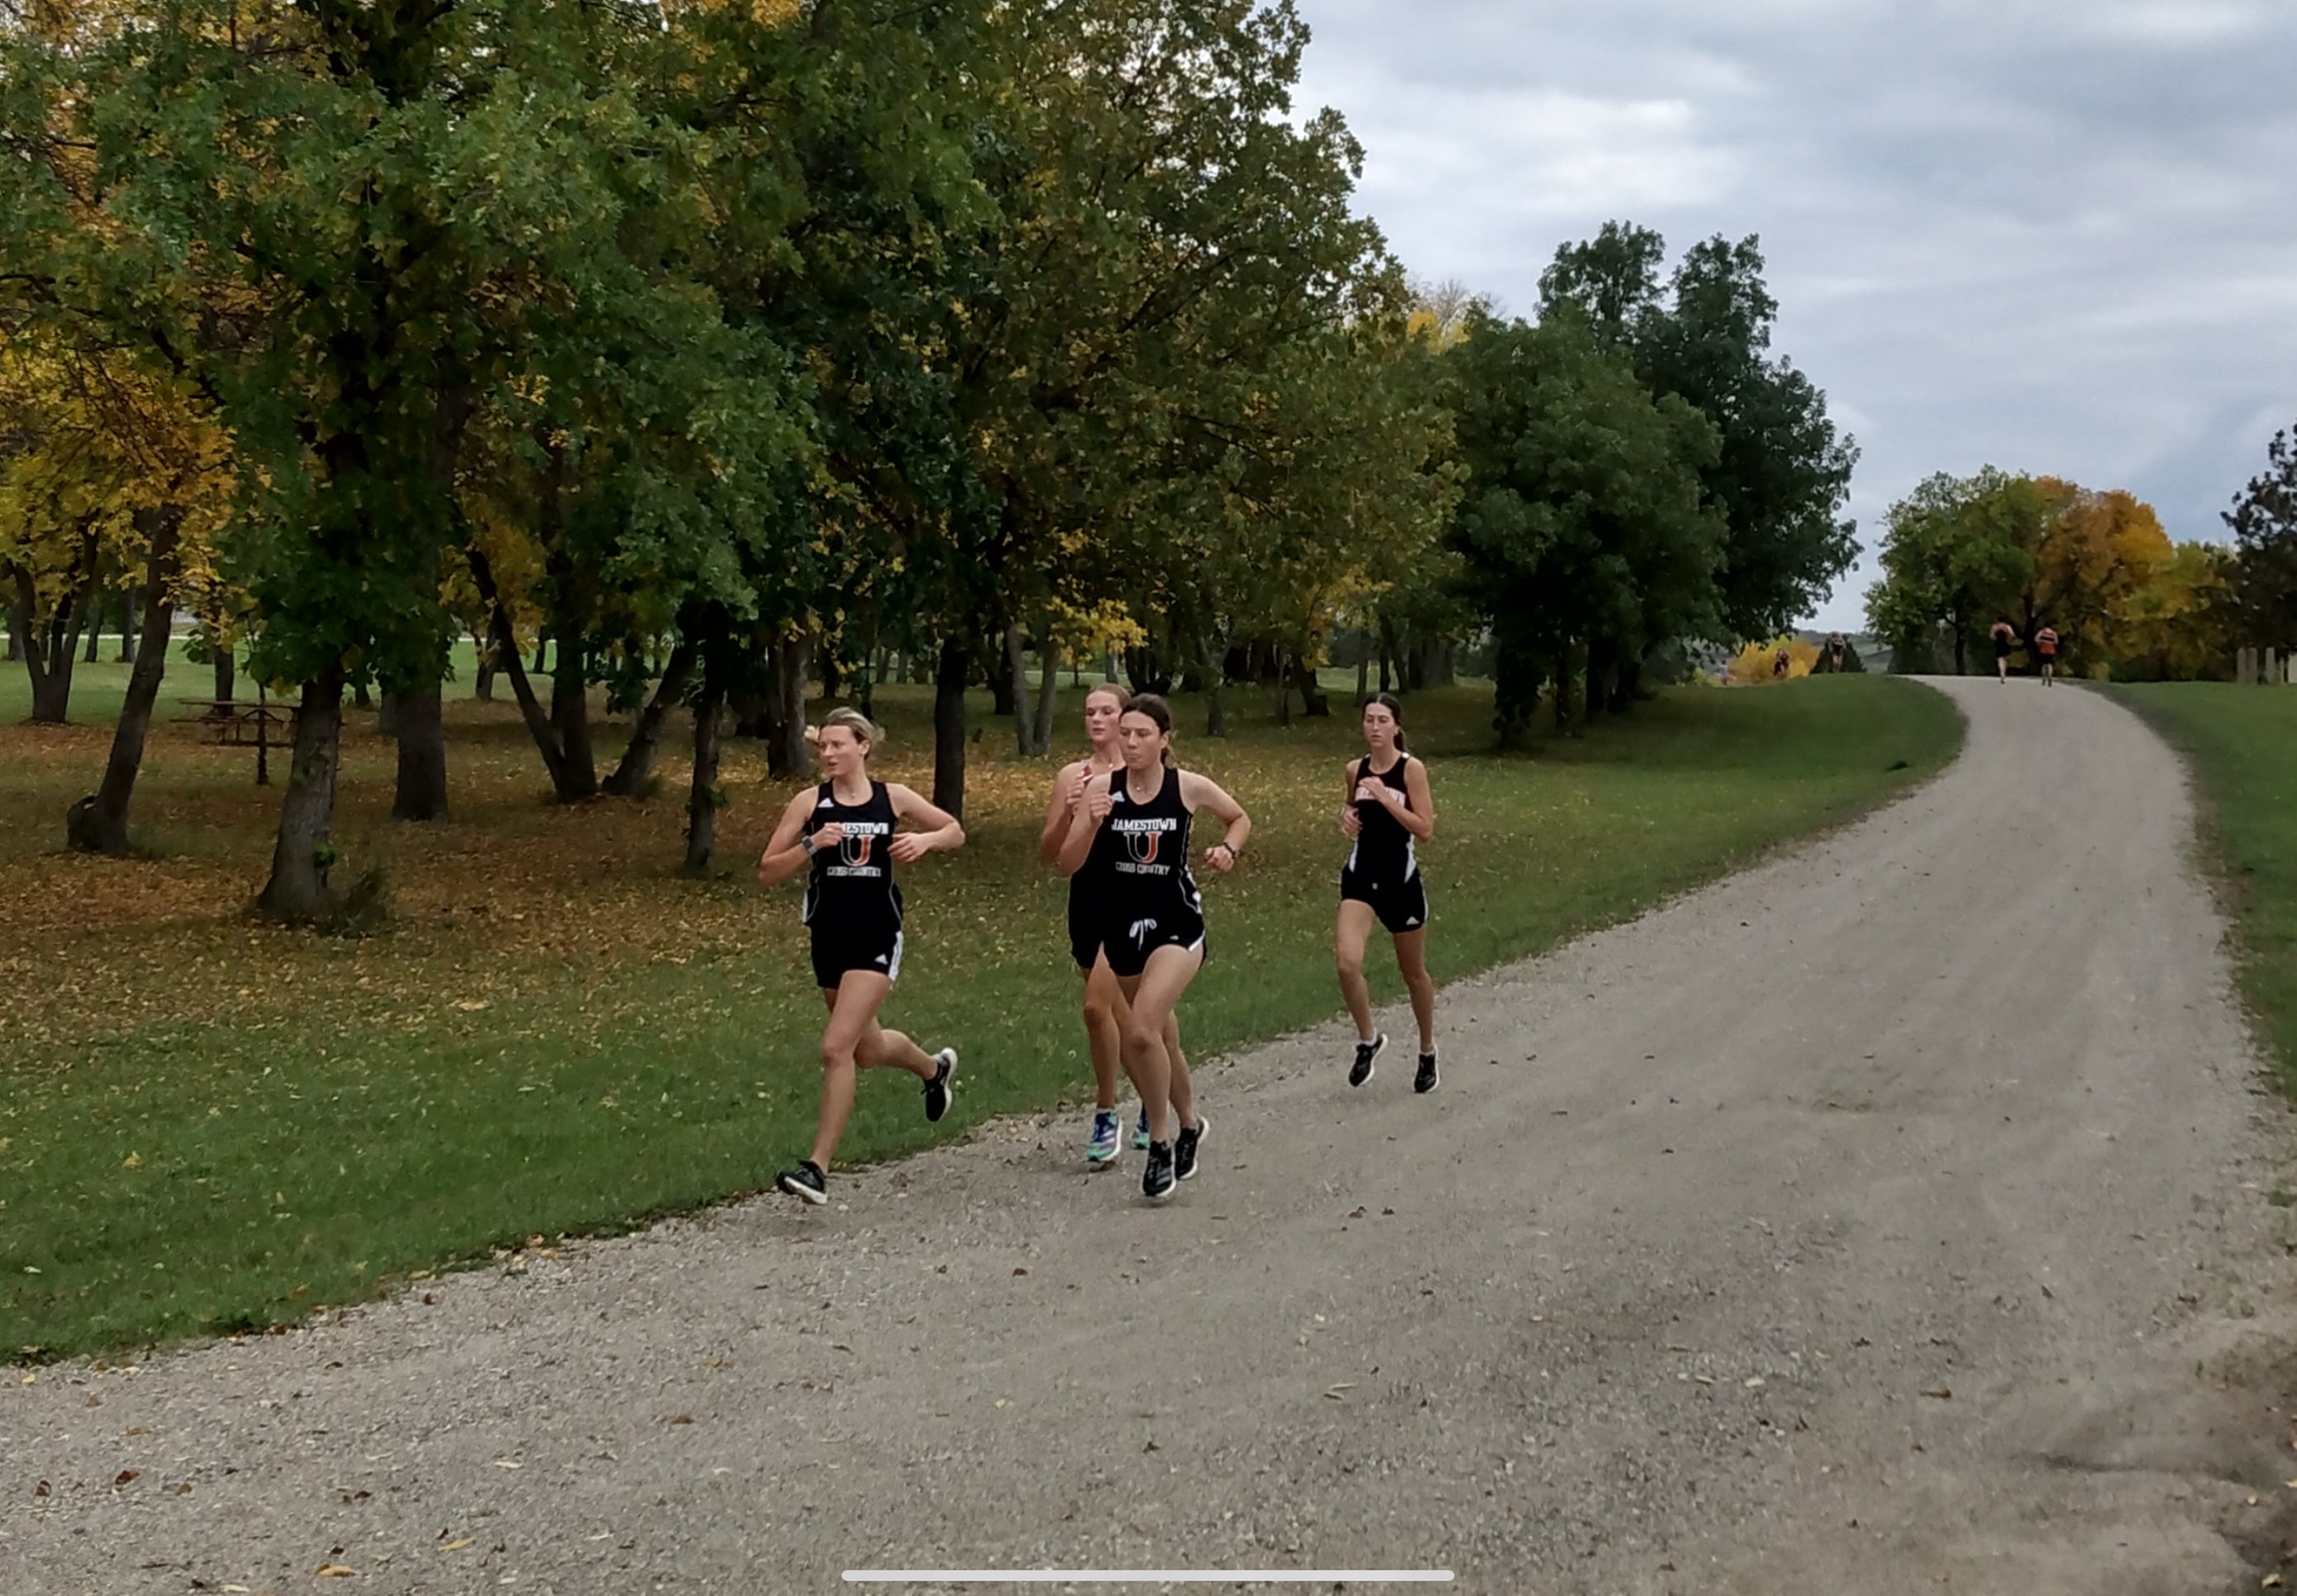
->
[2225,424,2297,647]
[1446,310,1723,745]
[1864,469,2044,673]
[2017,478,2171,673]
[1542,223,1858,642]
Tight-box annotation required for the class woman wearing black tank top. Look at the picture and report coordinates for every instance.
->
[756,709,966,1206]
[1056,695,1251,1203]
[1337,693,1439,1093]
[1037,684,1192,1165]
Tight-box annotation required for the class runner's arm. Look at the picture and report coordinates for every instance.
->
[1397,757,1435,841]
[757,789,819,887]
[1339,761,1361,838]
[1182,772,1252,867]
[1038,760,1083,864]
[1056,773,1111,877]
[887,783,965,860]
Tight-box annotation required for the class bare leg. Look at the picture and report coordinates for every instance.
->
[1082,955,1125,1112]
[1336,899,1378,1041]
[1393,926,1436,1054]
[1160,1008,1194,1133]
[808,975,931,1171]
[1117,943,1204,1144]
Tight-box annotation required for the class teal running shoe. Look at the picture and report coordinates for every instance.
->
[1088,1109,1121,1164]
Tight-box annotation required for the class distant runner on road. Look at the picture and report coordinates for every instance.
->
[1337,692,1439,1094]
[1990,617,2018,683]
[1057,694,1250,1204]
[2035,624,2060,685]
[757,708,965,1206]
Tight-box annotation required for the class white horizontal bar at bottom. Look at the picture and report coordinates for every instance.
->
[843,1574,1452,1586]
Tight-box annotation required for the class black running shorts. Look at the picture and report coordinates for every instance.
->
[1101,908,1207,980]
[1068,896,1102,974]
[1340,868,1430,936]
[811,922,904,990]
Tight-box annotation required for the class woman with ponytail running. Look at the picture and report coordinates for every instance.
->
[1057,695,1250,1203]
[1337,693,1439,1093]
[757,708,965,1205]
[1038,684,1193,1164]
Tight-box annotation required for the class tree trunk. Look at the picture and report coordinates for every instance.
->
[1005,625,1035,755]
[117,585,139,665]
[254,664,347,921]
[1355,629,1369,703]
[1378,618,1396,694]
[683,681,725,875]
[933,635,968,819]
[83,601,104,663]
[548,632,597,798]
[1290,651,1331,717]
[213,646,235,703]
[1197,633,1229,738]
[1030,638,1060,754]
[768,632,813,781]
[1584,637,1616,724]
[468,547,588,799]
[68,511,183,855]
[390,677,448,822]
[987,632,1018,717]
[375,690,400,737]
[602,637,696,797]
[1103,650,1119,684]
[3,584,21,663]
[472,628,496,700]
[534,635,551,674]
[352,678,373,710]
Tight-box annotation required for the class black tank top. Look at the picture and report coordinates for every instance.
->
[1090,765,1200,925]
[1346,754,1417,883]
[1065,759,1120,921]
[802,779,902,929]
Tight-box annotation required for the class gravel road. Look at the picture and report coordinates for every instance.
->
[9,676,2297,1596]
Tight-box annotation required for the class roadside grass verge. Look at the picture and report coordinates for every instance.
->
[0,673,1960,1358]
[2116,684,2297,1095]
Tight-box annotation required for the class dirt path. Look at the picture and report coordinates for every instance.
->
[9,677,2297,1595]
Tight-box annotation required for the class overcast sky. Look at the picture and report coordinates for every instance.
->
[1290,0,2297,631]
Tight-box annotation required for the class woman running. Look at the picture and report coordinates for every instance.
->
[1057,694,1250,1202]
[2034,624,2060,684]
[757,708,964,1205]
[1337,693,1439,1093]
[1990,617,2017,683]
[1037,685,1192,1163]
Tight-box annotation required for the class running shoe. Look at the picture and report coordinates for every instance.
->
[1087,1109,1121,1164]
[1175,1113,1208,1181]
[1142,1140,1177,1203]
[1132,1110,1152,1149]
[923,1048,957,1122]
[777,1160,828,1205]
[1349,1031,1385,1088]
[1415,1048,1439,1094]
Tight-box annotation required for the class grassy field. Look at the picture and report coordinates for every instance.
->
[0,661,1962,1358]
[2116,685,2297,1095]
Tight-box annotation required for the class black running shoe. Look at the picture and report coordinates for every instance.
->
[1348,1032,1385,1087]
[923,1048,957,1122]
[1415,1048,1439,1094]
[777,1160,828,1205]
[1142,1140,1176,1203]
[1175,1113,1208,1181]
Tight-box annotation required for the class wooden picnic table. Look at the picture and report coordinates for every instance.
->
[178,697,298,747]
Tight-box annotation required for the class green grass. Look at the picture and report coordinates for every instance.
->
[2116,684,2297,1095]
[0,673,1961,1358]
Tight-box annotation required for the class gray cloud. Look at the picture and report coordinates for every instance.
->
[1292,0,2297,627]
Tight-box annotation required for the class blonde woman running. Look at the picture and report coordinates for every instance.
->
[1038,684,1192,1164]
[757,708,965,1205]
[1337,693,1439,1092]
[1057,695,1250,1202]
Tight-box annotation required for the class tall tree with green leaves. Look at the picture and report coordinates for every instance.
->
[1542,221,1858,643]
[1446,310,1723,745]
